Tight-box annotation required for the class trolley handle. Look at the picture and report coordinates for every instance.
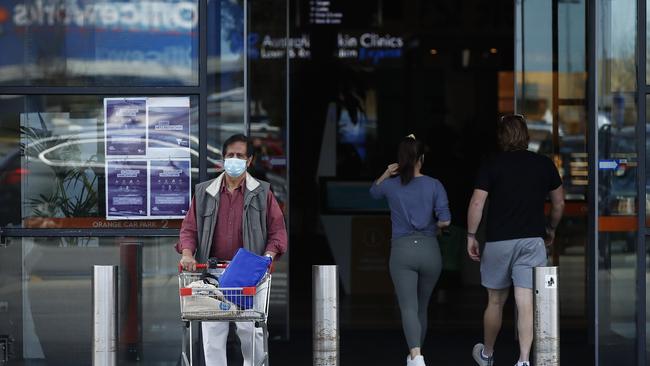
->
[178,262,229,273]
[178,263,207,273]
[178,259,274,273]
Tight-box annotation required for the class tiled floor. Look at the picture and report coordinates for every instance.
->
[269,328,590,366]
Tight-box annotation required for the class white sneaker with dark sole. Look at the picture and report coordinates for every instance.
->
[472,343,494,366]
[406,355,426,366]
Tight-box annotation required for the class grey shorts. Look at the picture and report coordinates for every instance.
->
[480,237,548,289]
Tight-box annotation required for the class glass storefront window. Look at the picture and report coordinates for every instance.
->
[206,0,289,206]
[645,95,650,363]
[207,0,245,178]
[519,0,553,131]
[0,0,199,86]
[248,0,288,207]
[0,236,183,365]
[597,232,638,361]
[203,0,289,338]
[647,236,650,362]
[596,0,639,363]
[646,0,650,86]
[0,0,291,361]
[0,95,200,228]
[558,0,586,101]
[645,94,650,224]
[517,0,589,325]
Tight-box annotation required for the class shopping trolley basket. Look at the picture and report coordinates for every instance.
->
[178,262,272,366]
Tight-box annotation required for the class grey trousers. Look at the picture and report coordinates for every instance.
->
[389,234,442,349]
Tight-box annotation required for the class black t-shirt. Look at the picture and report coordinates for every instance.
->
[475,150,563,242]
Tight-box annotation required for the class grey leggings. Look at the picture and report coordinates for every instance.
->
[390,234,442,349]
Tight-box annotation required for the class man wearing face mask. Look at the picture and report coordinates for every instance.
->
[176,134,288,366]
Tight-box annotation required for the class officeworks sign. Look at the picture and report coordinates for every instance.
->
[10,0,197,32]
[0,0,198,82]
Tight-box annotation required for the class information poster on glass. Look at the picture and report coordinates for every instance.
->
[147,97,191,157]
[105,98,147,156]
[105,97,191,220]
[149,160,191,218]
[106,161,148,218]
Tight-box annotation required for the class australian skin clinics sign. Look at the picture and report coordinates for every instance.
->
[252,32,404,64]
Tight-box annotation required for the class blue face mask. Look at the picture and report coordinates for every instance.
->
[224,158,247,178]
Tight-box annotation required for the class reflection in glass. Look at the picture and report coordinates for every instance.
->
[596,0,639,363]
[0,95,199,228]
[558,0,586,100]
[206,0,247,179]
[247,0,289,209]
[517,1,589,328]
[557,106,588,200]
[597,233,638,363]
[647,236,650,362]
[0,236,182,365]
[245,0,290,334]
[645,95,650,219]
[647,0,650,86]
[0,0,199,86]
[205,0,290,336]
[646,98,650,361]
[518,0,588,181]
[518,0,553,132]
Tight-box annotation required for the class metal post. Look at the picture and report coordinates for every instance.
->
[93,265,118,366]
[534,266,560,365]
[119,241,142,361]
[313,265,338,366]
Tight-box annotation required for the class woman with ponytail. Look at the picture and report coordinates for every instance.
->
[370,135,451,366]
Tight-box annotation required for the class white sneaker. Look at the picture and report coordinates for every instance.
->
[472,343,494,366]
[406,355,426,366]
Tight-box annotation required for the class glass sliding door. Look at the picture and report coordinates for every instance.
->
[519,0,650,363]
[644,0,650,362]
[593,0,647,364]
[246,0,290,337]
[515,0,590,360]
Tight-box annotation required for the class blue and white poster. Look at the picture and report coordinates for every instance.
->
[106,160,148,219]
[104,97,192,220]
[147,97,191,157]
[105,98,147,156]
[149,160,191,218]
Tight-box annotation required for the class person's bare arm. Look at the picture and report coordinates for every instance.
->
[467,189,488,262]
[375,163,399,185]
[545,186,565,246]
[435,180,451,228]
[370,163,399,200]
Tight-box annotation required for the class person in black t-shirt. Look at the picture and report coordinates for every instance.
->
[467,114,565,366]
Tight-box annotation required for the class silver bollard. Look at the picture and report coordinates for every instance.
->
[93,265,118,366]
[313,265,339,366]
[533,266,560,366]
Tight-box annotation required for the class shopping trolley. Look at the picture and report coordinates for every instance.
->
[178,262,272,366]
